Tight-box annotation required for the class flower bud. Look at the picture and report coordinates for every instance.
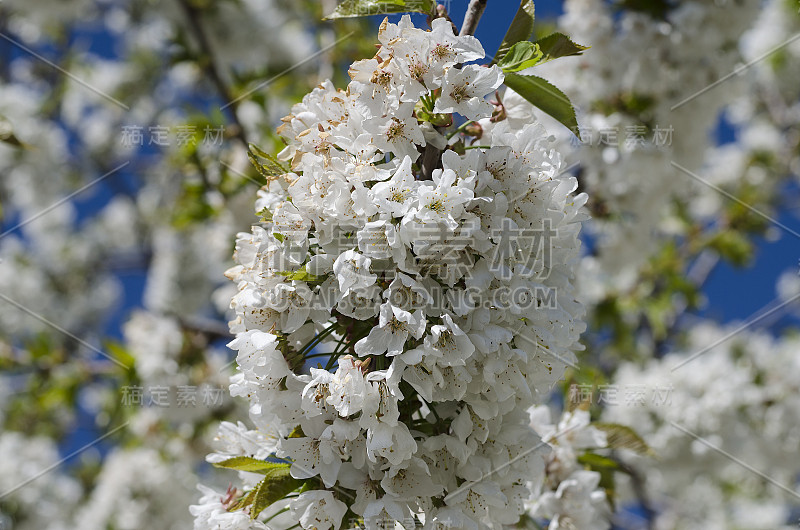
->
[464,121,483,139]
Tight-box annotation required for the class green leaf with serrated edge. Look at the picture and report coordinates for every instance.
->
[251,143,286,172]
[248,142,272,159]
[503,73,578,132]
[491,0,534,64]
[213,457,293,474]
[247,151,272,179]
[534,32,589,65]
[324,0,433,20]
[263,156,286,175]
[249,471,303,520]
[593,423,654,456]
[577,452,621,470]
[247,144,287,178]
[497,42,543,73]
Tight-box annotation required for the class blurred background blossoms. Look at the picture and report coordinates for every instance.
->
[0,0,799,529]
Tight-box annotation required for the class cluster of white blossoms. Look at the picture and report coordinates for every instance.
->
[527,406,610,530]
[527,0,762,300]
[196,15,587,530]
[604,323,800,529]
[73,447,198,530]
[0,431,81,530]
[1,0,318,526]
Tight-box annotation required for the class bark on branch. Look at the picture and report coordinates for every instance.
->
[459,0,488,36]
[176,0,248,147]
[419,1,487,179]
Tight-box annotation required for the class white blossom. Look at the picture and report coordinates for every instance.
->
[208,14,587,530]
[290,490,348,530]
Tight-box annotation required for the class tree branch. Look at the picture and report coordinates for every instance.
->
[459,0,487,36]
[318,0,337,81]
[417,0,487,179]
[177,315,232,341]
[419,143,442,180]
[176,0,248,147]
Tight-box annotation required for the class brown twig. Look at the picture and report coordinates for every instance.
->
[176,0,248,147]
[419,143,442,180]
[318,0,337,81]
[177,315,232,341]
[459,0,488,37]
[418,0,488,179]
[418,1,490,179]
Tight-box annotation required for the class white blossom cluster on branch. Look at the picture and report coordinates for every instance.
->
[527,406,611,530]
[0,0,313,527]
[530,0,762,299]
[195,15,588,530]
[604,323,800,529]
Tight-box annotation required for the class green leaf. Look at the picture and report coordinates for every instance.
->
[534,32,589,64]
[578,452,621,471]
[503,73,578,132]
[228,487,258,512]
[104,342,137,373]
[708,231,753,267]
[497,42,543,73]
[492,0,535,64]
[593,423,654,456]
[222,462,303,519]
[248,143,288,179]
[324,0,433,19]
[172,182,217,228]
[258,207,273,223]
[213,457,293,474]
[249,471,303,520]
[248,143,270,159]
